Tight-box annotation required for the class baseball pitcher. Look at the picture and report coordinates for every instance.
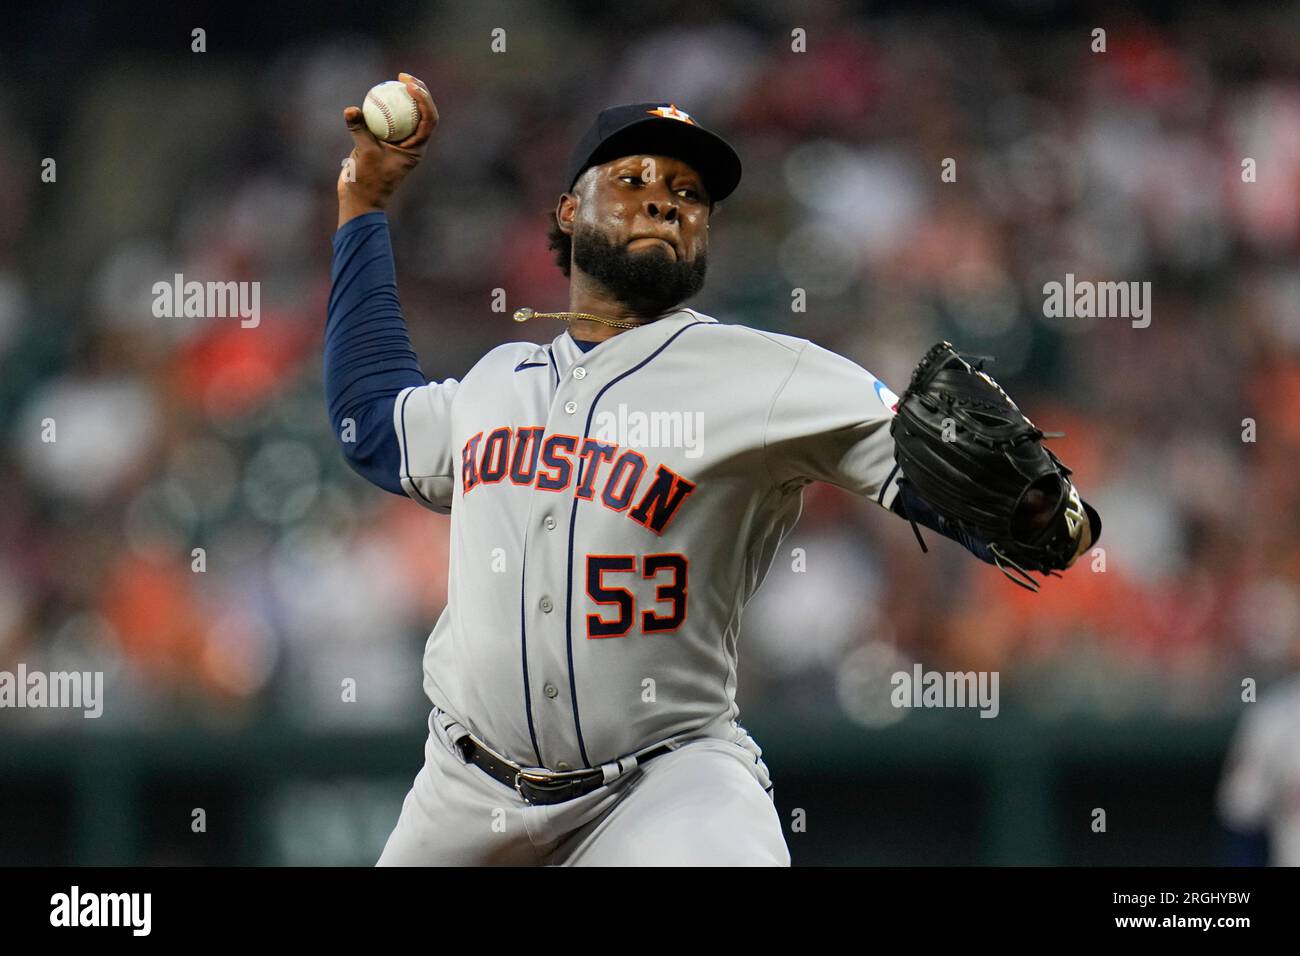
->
[325,74,1101,866]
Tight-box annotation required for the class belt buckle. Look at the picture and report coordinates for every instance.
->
[517,767,596,806]
[514,767,554,804]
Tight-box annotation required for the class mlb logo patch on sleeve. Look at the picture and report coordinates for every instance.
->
[873,378,900,411]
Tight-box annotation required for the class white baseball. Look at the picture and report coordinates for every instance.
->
[362,81,420,142]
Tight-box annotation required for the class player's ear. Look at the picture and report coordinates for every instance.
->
[555,192,577,236]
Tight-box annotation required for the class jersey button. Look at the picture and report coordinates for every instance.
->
[556,761,573,771]
[543,515,556,530]
[573,367,587,380]
[540,596,554,613]
[564,401,578,414]
[543,683,559,699]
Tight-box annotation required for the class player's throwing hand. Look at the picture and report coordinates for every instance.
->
[337,73,439,227]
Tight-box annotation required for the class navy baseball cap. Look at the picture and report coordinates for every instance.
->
[565,102,742,203]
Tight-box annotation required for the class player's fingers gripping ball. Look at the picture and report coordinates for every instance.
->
[889,341,1099,590]
[363,80,421,142]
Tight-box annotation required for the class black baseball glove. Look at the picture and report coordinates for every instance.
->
[889,341,1100,591]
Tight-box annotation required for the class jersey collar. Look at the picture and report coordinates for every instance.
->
[550,307,716,373]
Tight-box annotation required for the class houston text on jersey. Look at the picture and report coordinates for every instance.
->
[460,425,696,535]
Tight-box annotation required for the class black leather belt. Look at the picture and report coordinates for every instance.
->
[455,735,672,806]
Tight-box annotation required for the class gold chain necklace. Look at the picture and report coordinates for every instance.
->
[512,307,645,331]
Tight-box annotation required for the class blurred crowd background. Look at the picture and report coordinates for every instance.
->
[2,0,1298,864]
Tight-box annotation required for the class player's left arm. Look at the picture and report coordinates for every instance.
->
[762,341,905,505]
[762,340,1094,568]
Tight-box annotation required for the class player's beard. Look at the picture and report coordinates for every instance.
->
[571,222,708,316]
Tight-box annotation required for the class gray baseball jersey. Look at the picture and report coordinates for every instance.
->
[393,306,902,772]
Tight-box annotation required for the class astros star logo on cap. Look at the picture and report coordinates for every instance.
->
[646,104,696,125]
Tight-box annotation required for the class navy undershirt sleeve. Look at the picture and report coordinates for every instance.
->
[325,211,427,496]
[1223,826,1269,866]
[890,482,995,564]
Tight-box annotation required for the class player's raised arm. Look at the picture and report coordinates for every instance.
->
[337,74,439,228]
[325,74,448,498]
